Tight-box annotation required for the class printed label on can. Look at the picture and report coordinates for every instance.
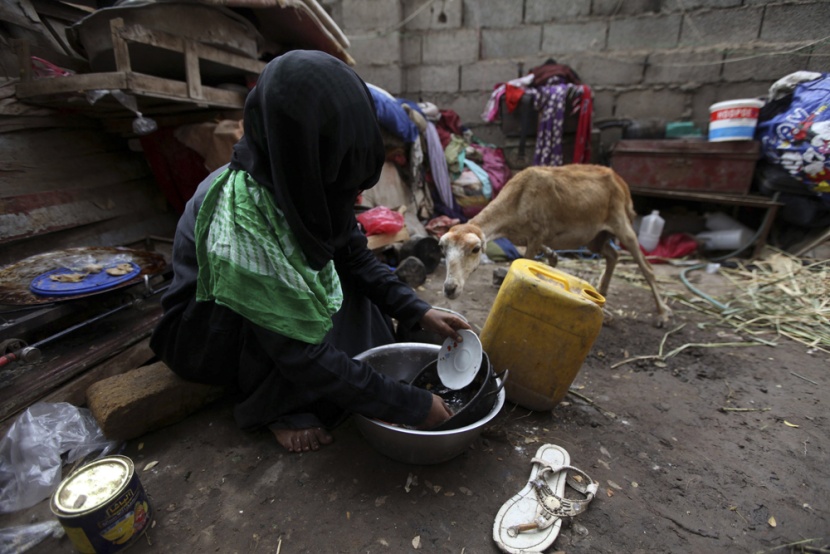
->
[52,455,153,554]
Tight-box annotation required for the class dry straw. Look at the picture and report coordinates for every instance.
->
[556,248,830,353]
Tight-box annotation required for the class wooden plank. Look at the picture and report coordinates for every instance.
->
[630,188,784,209]
[125,73,245,107]
[0,210,177,267]
[0,303,162,425]
[0,124,137,159]
[184,40,203,102]
[15,72,129,97]
[1,150,151,197]
[13,17,261,115]
[0,114,99,133]
[39,338,155,408]
[13,39,31,82]
[116,22,266,74]
[109,18,131,73]
[0,179,164,243]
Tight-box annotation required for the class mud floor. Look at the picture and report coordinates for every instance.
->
[2,256,828,554]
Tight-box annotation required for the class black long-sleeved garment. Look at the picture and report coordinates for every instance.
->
[150,168,433,430]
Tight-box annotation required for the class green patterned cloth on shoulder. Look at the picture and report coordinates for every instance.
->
[194,168,342,344]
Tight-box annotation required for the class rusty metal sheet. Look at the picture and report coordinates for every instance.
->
[0,247,167,305]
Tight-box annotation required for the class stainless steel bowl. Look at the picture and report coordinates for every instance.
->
[353,342,505,465]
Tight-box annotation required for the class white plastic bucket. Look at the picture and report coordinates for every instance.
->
[708,99,764,142]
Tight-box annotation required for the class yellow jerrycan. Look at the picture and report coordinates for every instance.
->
[480,259,605,411]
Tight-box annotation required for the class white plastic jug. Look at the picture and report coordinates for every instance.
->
[638,210,665,252]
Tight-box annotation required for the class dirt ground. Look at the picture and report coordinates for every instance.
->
[2,253,828,554]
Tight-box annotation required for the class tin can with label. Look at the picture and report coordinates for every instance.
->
[50,455,152,553]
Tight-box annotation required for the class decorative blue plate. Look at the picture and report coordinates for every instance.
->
[29,262,141,297]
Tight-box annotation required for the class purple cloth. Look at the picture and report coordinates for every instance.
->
[530,84,570,166]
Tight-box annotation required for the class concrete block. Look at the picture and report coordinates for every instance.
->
[762,3,830,42]
[608,14,682,50]
[86,361,224,441]
[679,7,763,47]
[668,0,742,8]
[405,64,460,93]
[591,0,661,17]
[645,50,724,85]
[340,0,401,32]
[422,28,479,64]
[525,0,589,23]
[403,0,462,30]
[722,47,805,83]
[563,52,647,87]
[615,87,688,121]
[592,89,617,121]
[470,123,506,145]
[402,34,422,66]
[808,43,830,73]
[460,60,517,91]
[355,64,404,94]
[348,32,401,66]
[440,92,492,125]
[463,0,523,28]
[542,21,607,53]
[482,26,542,60]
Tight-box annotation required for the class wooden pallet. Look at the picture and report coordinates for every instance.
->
[15,17,265,116]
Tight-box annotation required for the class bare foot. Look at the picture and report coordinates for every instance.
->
[271,427,333,453]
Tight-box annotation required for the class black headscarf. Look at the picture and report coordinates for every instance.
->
[230,50,385,270]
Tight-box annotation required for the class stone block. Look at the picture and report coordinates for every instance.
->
[86,362,225,441]
[679,7,763,47]
[645,50,723,85]
[348,32,401,66]
[355,64,404,94]
[592,89,617,121]
[340,0,401,32]
[722,47,805,83]
[441,93,492,125]
[608,14,682,50]
[422,28,479,64]
[591,0,661,17]
[668,0,742,8]
[482,26,542,60]
[403,0,462,30]
[564,53,647,87]
[525,0,589,23]
[402,34,422,66]
[762,3,830,42]
[542,21,607,53]
[471,123,506,145]
[405,64,460,93]
[808,43,830,73]
[615,87,688,121]
[463,0,523,28]
[460,60,517,91]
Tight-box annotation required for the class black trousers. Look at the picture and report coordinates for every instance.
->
[150,276,399,431]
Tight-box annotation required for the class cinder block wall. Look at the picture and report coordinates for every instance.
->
[325,0,828,152]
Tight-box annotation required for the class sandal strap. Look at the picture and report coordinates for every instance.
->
[508,463,598,534]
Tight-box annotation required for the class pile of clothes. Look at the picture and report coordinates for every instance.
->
[363,83,513,224]
[482,60,593,167]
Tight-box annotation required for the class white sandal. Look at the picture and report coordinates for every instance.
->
[493,444,598,553]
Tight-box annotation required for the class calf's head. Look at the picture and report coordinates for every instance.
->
[438,224,486,299]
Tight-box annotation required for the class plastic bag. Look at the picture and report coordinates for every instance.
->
[755,73,830,199]
[356,206,405,236]
[0,403,119,514]
[0,520,64,554]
